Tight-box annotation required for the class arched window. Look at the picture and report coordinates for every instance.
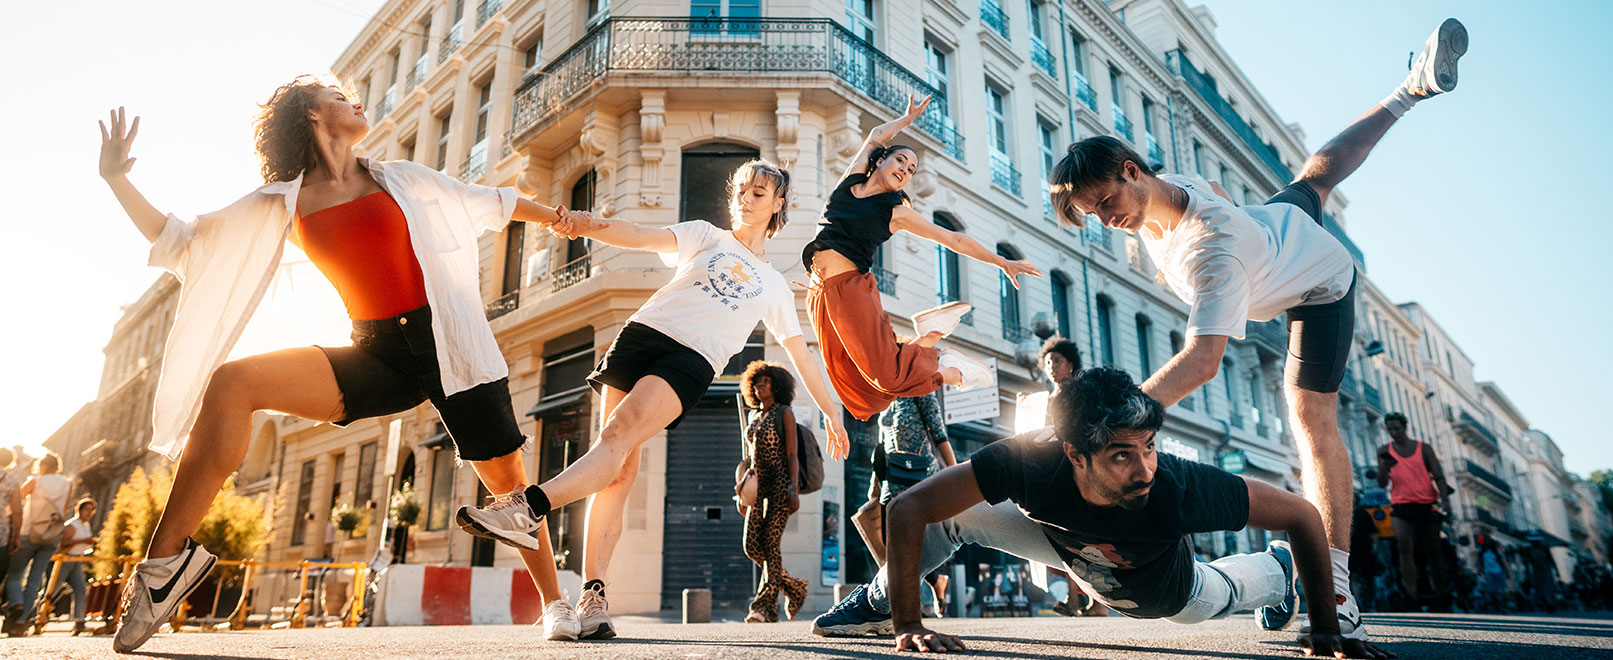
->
[1095,294,1115,366]
[935,214,963,305]
[1050,271,1072,340]
[566,170,597,267]
[997,244,1023,341]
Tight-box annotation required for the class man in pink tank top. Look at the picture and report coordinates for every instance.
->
[1374,412,1452,609]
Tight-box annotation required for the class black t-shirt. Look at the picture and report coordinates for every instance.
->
[802,173,901,273]
[970,434,1250,618]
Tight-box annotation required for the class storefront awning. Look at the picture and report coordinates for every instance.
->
[526,391,588,419]
[1243,452,1295,477]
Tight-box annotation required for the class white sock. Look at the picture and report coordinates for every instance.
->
[1379,84,1418,119]
[1330,548,1352,598]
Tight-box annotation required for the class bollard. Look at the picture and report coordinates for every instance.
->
[682,588,711,624]
[833,583,850,605]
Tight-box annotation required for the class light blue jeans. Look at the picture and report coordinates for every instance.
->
[61,562,88,622]
[1164,552,1286,624]
[865,500,1284,622]
[5,539,55,614]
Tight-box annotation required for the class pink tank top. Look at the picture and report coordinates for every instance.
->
[1387,441,1438,505]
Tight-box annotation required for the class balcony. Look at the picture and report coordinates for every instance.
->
[510,18,963,161]
[550,252,592,292]
[372,86,396,122]
[1145,133,1164,169]
[1085,223,1112,251]
[1462,459,1514,499]
[980,0,1010,40]
[475,0,502,29]
[405,56,427,93]
[486,290,519,320]
[1455,410,1500,453]
[1002,322,1032,344]
[458,141,488,183]
[1362,384,1383,411]
[1112,108,1134,141]
[990,153,1022,197]
[1318,212,1367,269]
[1071,73,1097,111]
[1030,38,1056,78]
[1475,507,1511,532]
[1169,50,1291,184]
[871,265,898,296]
[439,21,463,64]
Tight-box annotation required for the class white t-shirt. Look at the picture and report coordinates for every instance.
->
[1141,175,1356,338]
[65,517,94,555]
[628,221,804,370]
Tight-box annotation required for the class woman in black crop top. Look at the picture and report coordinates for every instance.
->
[804,95,1042,421]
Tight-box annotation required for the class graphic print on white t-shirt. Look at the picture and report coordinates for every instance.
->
[1142,175,1355,339]
[628,220,804,370]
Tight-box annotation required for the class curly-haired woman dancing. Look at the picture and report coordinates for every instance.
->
[97,78,579,651]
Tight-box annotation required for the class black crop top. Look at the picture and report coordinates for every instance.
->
[802,173,906,273]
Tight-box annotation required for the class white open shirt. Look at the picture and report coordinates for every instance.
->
[145,159,517,460]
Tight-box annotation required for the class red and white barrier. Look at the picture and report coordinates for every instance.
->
[374,564,580,626]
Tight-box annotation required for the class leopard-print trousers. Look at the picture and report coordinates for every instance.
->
[743,405,808,620]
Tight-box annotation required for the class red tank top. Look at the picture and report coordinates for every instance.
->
[294,191,430,321]
[1386,440,1438,505]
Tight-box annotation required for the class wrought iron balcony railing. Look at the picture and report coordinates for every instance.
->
[405,56,427,93]
[1072,73,1097,111]
[1112,108,1134,141]
[990,153,1021,197]
[1168,50,1291,184]
[486,290,519,320]
[510,18,964,161]
[458,142,487,183]
[1085,223,1111,251]
[1456,410,1500,452]
[551,253,592,292]
[980,0,1010,40]
[1002,322,1032,344]
[1030,38,1055,78]
[1145,133,1164,169]
[373,86,396,122]
[1463,459,1513,498]
[439,21,463,64]
[871,265,898,296]
[476,0,503,29]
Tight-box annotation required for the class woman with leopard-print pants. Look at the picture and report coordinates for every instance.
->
[739,362,809,622]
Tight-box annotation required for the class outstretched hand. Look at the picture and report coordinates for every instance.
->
[1298,632,1396,659]
[894,623,966,653]
[99,107,140,180]
[871,94,933,144]
[901,94,933,125]
[998,259,1043,290]
[825,415,849,461]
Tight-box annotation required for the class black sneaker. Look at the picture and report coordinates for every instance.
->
[811,584,892,637]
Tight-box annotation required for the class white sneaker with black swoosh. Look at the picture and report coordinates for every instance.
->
[113,538,218,653]
[456,489,545,552]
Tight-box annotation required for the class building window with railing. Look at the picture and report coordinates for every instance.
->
[500,221,524,296]
[435,111,453,171]
[935,214,965,311]
[1135,313,1152,377]
[925,39,952,121]
[1051,271,1072,339]
[1141,95,1163,168]
[692,0,760,33]
[1193,140,1207,178]
[588,0,610,21]
[555,170,597,290]
[440,0,465,62]
[1066,29,1095,111]
[1095,294,1115,367]
[521,34,542,82]
[402,136,416,163]
[845,0,877,46]
[986,82,1019,195]
[998,244,1024,342]
[1108,65,1130,140]
[1027,0,1054,77]
[1037,120,1056,216]
[980,0,1009,40]
[290,459,315,546]
[462,80,491,182]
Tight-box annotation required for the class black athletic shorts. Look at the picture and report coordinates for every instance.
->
[1391,502,1445,524]
[317,305,525,462]
[1265,180,1358,394]
[586,322,716,430]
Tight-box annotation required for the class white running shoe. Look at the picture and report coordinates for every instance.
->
[1404,18,1468,97]
[912,302,973,339]
[938,348,994,390]
[112,538,218,653]
[577,586,616,640]
[456,490,544,552]
[1300,589,1368,642]
[540,594,581,641]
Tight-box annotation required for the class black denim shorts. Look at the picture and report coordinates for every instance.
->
[586,322,716,430]
[316,305,525,461]
[1266,181,1357,394]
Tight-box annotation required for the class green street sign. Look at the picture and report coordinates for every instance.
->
[1220,450,1246,475]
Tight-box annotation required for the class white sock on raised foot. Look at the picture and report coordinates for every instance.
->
[1379,84,1419,119]
[1330,548,1352,598]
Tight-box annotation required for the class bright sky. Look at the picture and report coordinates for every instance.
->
[5,1,1608,477]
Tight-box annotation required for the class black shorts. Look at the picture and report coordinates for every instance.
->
[587,322,716,430]
[1265,181,1357,394]
[316,305,525,462]
[1391,502,1445,524]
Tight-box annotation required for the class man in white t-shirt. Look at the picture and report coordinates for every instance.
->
[1048,18,1465,655]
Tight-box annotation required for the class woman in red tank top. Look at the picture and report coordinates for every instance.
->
[97,78,589,648]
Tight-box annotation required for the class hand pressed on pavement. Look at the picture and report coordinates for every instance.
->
[1298,631,1397,659]
[894,623,965,654]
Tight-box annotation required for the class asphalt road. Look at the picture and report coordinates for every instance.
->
[7,611,1611,660]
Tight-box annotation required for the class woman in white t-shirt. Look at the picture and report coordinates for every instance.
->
[456,160,848,640]
[58,498,98,635]
[4,453,70,633]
